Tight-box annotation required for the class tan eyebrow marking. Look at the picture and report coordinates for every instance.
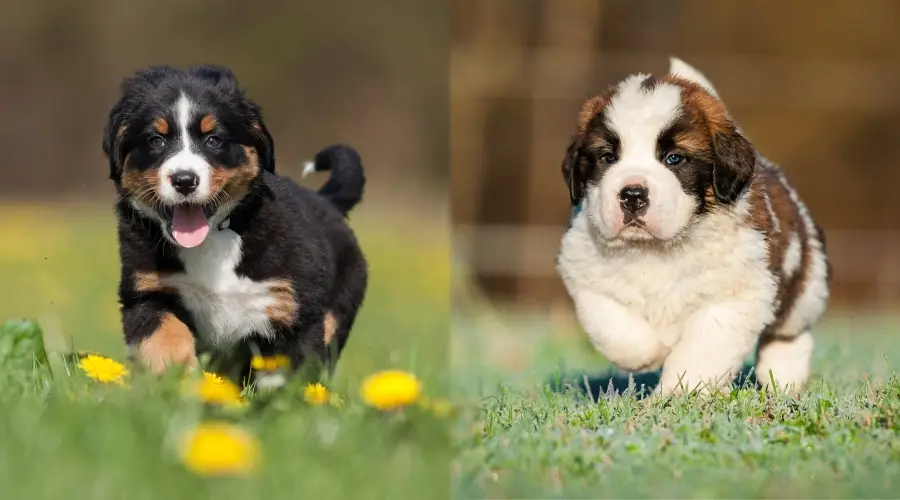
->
[151,118,169,135]
[199,114,217,134]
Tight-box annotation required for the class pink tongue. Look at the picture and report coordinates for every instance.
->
[171,205,209,248]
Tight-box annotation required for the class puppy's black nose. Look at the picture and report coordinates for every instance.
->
[619,184,649,215]
[171,171,199,195]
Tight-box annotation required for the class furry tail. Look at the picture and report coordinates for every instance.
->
[302,144,366,216]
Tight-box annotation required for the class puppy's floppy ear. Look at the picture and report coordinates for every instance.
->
[710,125,756,203]
[561,137,585,206]
[240,99,275,172]
[249,116,275,172]
[102,100,130,182]
[103,70,164,183]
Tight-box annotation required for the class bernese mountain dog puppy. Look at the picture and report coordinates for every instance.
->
[557,58,830,395]
[102,65,367,387]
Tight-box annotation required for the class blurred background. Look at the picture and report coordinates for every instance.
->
[0,0,449,384]
[451,0,900,377]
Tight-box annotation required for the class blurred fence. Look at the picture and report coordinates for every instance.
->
[452,0,900,311]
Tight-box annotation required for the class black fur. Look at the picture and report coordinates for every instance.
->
[307,144,366,216]
[562,112,623,207]
[103,65,368,384]
[710,128,756,204]
[561,138,584,206]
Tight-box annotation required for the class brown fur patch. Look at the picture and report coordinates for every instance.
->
[134,313,197,374]
[744,164,809,330]
[265,279,298,326]
[152,118,169,135]
[121,164,161,205]
[577,92,613,133]
[664,75,731,136]
[210,146,260,201]
[703,185,718,207]
[323,311,338,345]
[199,114,217,134]
[134,271,175,293]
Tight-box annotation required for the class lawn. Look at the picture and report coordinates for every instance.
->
[452,305,900,498]
[0,203,451,500]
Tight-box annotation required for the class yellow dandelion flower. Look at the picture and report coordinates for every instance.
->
[179,422,260,476]
[360,370,422,411]
[78,354,129,384]
[304,383,330,405]
[250,355,291,371]
[185,371,246,408]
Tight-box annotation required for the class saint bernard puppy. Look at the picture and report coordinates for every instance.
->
[556,58,830,395]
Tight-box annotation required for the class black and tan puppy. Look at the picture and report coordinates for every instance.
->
[102,65,367,386]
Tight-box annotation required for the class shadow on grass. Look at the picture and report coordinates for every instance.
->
[549,362,760,399]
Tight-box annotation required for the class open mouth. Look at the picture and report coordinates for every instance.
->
[161,203,217,248]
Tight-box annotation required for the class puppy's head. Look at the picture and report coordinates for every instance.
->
[562,58,756,245]
[103,65,274,248]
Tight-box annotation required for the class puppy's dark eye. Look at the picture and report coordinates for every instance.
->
[205,135,223,149]
[665,153,684,166]
[148,135,166,149]
[599,153,618,165]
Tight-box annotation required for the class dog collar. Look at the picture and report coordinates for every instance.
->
[217,218,231,231]
[570,199,584,221]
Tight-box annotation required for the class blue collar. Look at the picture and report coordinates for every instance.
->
[570,199,584,221]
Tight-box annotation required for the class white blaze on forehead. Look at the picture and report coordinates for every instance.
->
[604,74,684,159]
[159,93,212,203]
[176,92,193,140]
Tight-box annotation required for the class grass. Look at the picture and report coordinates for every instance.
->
[6,203,900,499]
[452,306,900,498]
[0,203,450,500]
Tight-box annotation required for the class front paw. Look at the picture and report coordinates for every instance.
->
[608,351,666,374]
[131,314,198,374]
[593,334,668,373]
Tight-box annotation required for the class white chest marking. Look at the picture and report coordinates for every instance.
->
[161,229,277,349]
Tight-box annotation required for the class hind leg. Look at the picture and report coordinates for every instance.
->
[322,250,367,373]
[321,300,363,374]
[758,225,829,393]
[755,330,814,392]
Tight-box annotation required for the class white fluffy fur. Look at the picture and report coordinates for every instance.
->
[558,58,825,395]
[783,231,802,278]
[591,74,697,243]
[559,205,776,396]
[156,227,282,350]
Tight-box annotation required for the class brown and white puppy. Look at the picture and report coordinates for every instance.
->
[556,58,830,395]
